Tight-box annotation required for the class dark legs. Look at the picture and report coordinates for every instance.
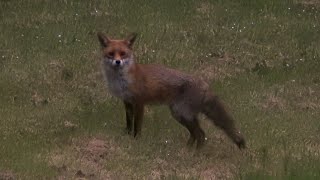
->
[179,117,205,149]
[133,103,144,137]
[124,101,133,134]
[123,101,144,137]
[169,105,205,149]
[125,101,205,148]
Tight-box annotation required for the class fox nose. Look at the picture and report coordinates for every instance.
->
[115,60,121,65]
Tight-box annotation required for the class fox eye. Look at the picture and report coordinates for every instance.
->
[107,52,114,57]
[119,51,126,57]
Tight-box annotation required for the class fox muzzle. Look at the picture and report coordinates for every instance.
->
[105,58,131,68]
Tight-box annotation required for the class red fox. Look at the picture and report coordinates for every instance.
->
[97,32,246,149]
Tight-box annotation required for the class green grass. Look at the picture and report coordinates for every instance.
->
[1,0,320,179]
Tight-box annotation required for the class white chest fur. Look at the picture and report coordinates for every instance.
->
[103,67,133,100]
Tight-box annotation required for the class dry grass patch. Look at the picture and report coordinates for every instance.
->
[297,100,320,110]
[196,52,244,82]
[257,81,320,112]
[196,1,214,15]
[305,142,320,157]
[259,94,287,111]
[297,0,320,6]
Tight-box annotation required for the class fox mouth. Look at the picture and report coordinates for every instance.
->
[104,58,132,69]
[104,58,122,67]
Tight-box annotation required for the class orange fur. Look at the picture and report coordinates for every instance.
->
[97,33,246,149]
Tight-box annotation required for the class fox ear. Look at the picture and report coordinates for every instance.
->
[97,32,110,47]
[126,33,137,48]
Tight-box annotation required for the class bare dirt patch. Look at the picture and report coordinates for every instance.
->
[200,163,235,180]
[49,136,121,180]
[0,171,16,180]
[47,133,244,179]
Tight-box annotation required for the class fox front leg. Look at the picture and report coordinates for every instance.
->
[133,103,145,137]
[124,101,134,134]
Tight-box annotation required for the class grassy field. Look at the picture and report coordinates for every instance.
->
[1,0,320,179]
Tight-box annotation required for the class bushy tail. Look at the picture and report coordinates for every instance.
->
[202,92,246,149]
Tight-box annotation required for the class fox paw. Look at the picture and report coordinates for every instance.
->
[236,138,246,149]
[123,127,132,135]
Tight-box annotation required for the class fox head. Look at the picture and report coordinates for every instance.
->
[97,32,137,69]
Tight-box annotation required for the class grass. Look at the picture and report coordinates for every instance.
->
[1,0,320,179]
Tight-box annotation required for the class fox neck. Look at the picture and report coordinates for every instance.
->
[102,55,137,100]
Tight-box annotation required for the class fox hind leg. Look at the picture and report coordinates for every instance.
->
[178,117,205,149]
[187,118,205,149]
[169,105,205,149]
